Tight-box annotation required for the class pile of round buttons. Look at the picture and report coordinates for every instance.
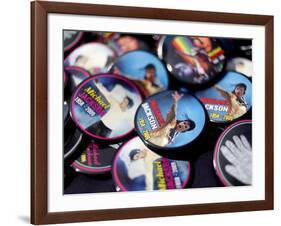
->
[63,30,253,194]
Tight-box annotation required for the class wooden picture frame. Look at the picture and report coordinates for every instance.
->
[31,0,274,224]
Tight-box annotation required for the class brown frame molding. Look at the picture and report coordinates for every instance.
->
[31,1,274,224]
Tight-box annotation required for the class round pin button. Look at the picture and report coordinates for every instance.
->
[213,120,252,186]
[160,36,225,87]
[226,57,252,78]
[113,137,191,191]
[72,141,118,174]
[107,35,150,56]
[64,42,116,75]
[195,71,252,123]
[64,66,91,97]
[135,90,207,156]
[111,50,169,97]
[71,74,143,141]
[64,101,70,125]
[64,129,84,159]
[156,35,173,59]
[64,30,84,52]
[98,32,120,42]
[64,100,77,144]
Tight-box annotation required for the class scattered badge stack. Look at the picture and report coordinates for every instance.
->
[63,30,253,194]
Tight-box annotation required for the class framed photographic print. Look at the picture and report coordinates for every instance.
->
[31,0,274,225]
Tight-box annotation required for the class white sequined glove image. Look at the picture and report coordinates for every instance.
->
[220,135,252,185]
